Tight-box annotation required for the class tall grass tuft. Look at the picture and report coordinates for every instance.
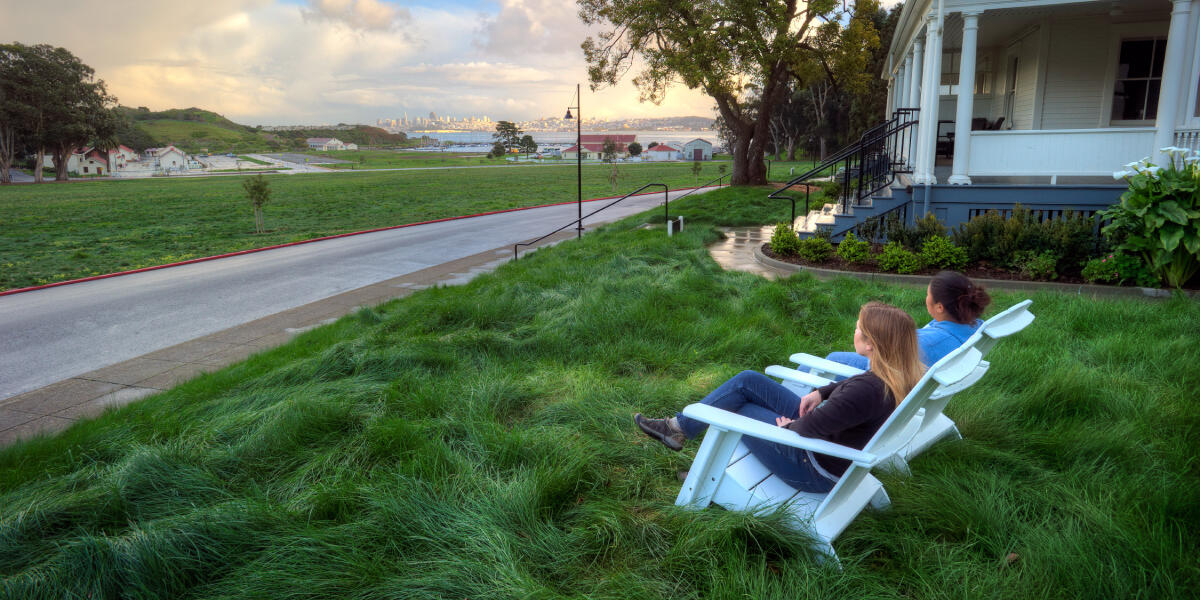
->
[1,186,1198,598]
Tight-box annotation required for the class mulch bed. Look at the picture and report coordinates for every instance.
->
[761,244,1096,286]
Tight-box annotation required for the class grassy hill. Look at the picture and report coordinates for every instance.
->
[115,107,411,154]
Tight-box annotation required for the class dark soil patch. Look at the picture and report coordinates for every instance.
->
[763,243,1091,286]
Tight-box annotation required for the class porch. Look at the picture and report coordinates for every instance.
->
[887,0,1200,185]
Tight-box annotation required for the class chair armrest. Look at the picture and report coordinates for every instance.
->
[764,365,834,389]
[787,353,865,378]
[680,403,876,465]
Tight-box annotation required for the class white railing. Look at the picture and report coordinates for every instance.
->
[1174,129,1200,153]
[966,128,1157,177]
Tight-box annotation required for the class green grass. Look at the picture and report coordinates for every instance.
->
[236,156,272,166]
[0,162,733,290]
[1,186,1198,598]
[314,150,499,169]
[139,120,262,146]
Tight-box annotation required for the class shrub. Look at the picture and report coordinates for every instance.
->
[886,213,947,251]
[1103,150,1200,289]
[1110,251,1160,287]
[919,235,968,270]
[952,204,1096,273]
[797,237,834,263]
[1013,250,1059,281]
[836,232,871,263]
[1081,254,1121,284]
[877,241,923,274]
[818,180,842,201]
[768,223,801,256]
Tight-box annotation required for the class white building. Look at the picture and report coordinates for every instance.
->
[682,138,714,161]
[307,137,347,151]
[645,144,683,161]
[885,0,1200,185]
[41,145,140,175]
[146,146,189,172]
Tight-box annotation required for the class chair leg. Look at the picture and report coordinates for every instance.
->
[811,541,842,570]
[869,486,891,510]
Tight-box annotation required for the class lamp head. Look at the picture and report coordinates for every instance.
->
[564,108,573,120]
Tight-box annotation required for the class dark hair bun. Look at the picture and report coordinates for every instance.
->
[930,271,991,323]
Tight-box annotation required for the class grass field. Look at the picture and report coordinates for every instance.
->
[1,186,1196,598]
[138,120,261,146]
[0,162,735,291]
[313,150,499,169]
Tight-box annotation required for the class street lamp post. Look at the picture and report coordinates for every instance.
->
[564,84,583,238]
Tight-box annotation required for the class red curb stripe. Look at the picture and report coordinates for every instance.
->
[0,185,714,297]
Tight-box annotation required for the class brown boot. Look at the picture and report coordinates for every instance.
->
[634,414,685,451]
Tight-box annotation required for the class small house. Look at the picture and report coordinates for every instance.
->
[682,138,713,161]
[306,137,346,151]
[645,144,683,161]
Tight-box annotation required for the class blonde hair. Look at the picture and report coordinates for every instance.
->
[859,302,924,405]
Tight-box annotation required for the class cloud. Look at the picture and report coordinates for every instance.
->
[475,0,591,58]
[0,0,717,124]
[303,0,410,31]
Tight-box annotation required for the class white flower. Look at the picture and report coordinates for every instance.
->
[1113,170,1131,180]
[1124,161,1143,168]
[1142,165,1163,176]
[1160,146,1188,155]
[1185,156,1200,164]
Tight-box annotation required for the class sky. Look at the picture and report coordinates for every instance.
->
[0,0,725,126]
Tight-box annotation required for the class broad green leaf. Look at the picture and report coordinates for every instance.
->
[1159,226,1184,252]
[1158,200,1189,225]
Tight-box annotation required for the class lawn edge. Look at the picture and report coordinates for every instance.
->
[0,186,708,297]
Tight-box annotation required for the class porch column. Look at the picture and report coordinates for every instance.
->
[907,38,924,169]
[915,13,944,184]
[908,38,924,109]
[1152,0,1194,165]
[948,10,982,185]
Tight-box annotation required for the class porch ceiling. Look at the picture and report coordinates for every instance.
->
[939,0,1173,50]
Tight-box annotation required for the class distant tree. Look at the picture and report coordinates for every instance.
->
[243,174,271,234]
[691,160,702,185]
[627,141,642,156]
[24,45,121,182]
[648,141,659,149]
[601,138,617,163]
[490,141,506,158]
[519,134,538,156]
[493,121,522,153]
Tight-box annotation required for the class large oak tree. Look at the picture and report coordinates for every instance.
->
[579,0,879,185]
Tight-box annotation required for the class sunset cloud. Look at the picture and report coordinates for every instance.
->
[0,0,717,124]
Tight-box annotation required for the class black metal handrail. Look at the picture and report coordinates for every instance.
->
[514,182,669,259]
[670,173,730,204]
[849,196,911,244]
[769,108,919,225]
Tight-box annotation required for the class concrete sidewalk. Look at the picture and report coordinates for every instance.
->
[0,235,571,446]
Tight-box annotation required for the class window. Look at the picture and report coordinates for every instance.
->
[1112,38,1166,121]
[940,52,992,96]
[83,167,88,173]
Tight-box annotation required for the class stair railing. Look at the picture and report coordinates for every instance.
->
[769,108,919,225]
[514,183,668,259]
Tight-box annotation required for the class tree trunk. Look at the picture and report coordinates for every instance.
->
[52,144,71,181]
[818,137,827,161]
[786,139,797,161]
[33,148,46,183]
[0,127,13,184]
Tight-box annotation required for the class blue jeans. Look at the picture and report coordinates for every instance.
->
[826,351,870,372]
[676,371,837,493]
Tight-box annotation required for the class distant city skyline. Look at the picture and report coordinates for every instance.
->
[0,0,720,125]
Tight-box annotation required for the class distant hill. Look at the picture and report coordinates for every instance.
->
[114,107,410,153]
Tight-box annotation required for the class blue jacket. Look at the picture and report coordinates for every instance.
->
[917,318,983,366]
[826,318,983,371]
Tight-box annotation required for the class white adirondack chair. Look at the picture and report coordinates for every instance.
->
[675,341,990,565]
[764,300,1035,464]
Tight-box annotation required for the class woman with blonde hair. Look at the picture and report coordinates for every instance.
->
[635,302,924,492]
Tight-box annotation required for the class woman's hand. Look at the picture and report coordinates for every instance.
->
[798,390,822,416]
[775,416,795,427]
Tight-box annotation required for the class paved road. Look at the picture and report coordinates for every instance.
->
[0,188,713,401]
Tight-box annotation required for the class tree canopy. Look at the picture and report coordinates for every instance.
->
[579,0,881,185]
[0,43,120,183]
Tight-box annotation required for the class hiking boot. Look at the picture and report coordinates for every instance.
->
[635,413,685,451]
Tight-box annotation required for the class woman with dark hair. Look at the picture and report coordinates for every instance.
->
[826,271,991,370]
[635,302,924,492]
